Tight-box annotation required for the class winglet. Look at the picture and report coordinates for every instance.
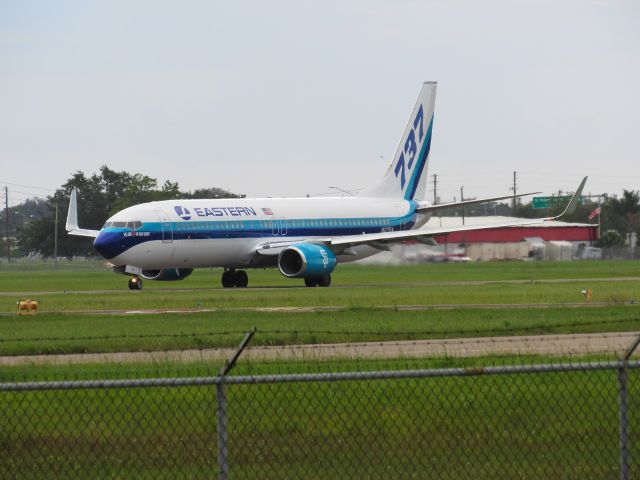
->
[66,188,100,238]
[552,176,588,219]
[66,188,79,231]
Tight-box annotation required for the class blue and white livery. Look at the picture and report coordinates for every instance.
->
[66,82,587,289]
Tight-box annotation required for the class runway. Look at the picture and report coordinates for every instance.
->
[2,275,639,297]
[2,331,638,366]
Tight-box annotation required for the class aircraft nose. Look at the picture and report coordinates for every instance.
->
[93,231,124,259]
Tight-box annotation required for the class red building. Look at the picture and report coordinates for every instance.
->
[432,219,598,245]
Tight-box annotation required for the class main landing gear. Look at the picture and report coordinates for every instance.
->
[304,274,331,288]
[128,275,143,290]
[221,269,249,288]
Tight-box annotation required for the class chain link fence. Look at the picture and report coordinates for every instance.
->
[1,353,639,479]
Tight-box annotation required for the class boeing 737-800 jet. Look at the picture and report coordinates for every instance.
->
[66,82,587,289]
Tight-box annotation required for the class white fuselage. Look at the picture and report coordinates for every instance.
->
[93,196,427,270]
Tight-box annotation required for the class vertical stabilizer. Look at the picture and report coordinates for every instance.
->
[361,82,436,200]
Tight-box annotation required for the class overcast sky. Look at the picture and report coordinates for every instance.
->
[1,0,639,207]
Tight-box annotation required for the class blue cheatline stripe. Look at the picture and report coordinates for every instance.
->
[404,115,434,200]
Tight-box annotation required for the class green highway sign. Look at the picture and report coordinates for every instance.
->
[532,196,584,209]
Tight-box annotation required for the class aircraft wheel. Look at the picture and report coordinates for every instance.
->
[235,270,248,288]
[128,276,143,290]
[318,274,331,287]
[304,277,319,287]
[221,270,236,288]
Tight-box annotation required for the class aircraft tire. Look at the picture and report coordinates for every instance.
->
[318,274,331,287]
[128,276,143,290]
[235,270,248,288]
[222,270,236,288]
[304,277,319,287]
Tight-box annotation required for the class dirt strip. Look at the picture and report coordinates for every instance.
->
[1,332,638,366]
[1,301,638,317]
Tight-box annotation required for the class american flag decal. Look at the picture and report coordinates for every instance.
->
[262,207,274,216]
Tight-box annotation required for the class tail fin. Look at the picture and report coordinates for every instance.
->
[361,81,436,200]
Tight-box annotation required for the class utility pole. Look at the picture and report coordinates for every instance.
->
[432,174,438,205]
[509,171,518,209]
[460,186,465,225]
[45,202,59,265]
[4,187,9,263]
[53,203,58,266]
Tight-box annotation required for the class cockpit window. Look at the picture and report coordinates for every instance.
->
[102,220,143,230]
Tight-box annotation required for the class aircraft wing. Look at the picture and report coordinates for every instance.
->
[330,216,548,248]
[330,177,587,250]
[415,191,541,214]
[67,228,100,238]
[66,189,100,238]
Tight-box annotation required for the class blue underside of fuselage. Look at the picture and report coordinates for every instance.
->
[93,214,418,260]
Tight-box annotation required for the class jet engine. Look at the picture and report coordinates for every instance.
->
[140,268,194,281]
[278,244,337,278]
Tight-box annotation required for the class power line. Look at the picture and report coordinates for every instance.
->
[8,189,52,198]
[0,180,57,192]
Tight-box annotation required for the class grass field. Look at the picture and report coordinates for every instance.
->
[0,260,639,357]
[2,258,640,290]
[2,261,640,478]
[1,358,637,479]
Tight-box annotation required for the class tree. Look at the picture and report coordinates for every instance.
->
[602,190,640,243]
[183,187,245,199]
[597,229,625,248]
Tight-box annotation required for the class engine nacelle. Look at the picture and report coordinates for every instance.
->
[140,268,194,281]
[278,244,337,278]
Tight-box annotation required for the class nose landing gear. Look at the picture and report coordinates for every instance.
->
[128,275,143,290]
[221,269,249,288]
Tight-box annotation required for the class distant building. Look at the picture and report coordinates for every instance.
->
[431,216,598,261]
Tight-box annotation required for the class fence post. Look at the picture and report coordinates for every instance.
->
[618,366,630,480]
[618,334,640,480]
[217,382,229,480]
[216,327,257,480]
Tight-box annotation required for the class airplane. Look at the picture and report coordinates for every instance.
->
[66,81,587,290]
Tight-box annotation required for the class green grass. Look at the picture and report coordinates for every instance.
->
[2,279,638,312]
[1,261,639,356]
[3,261,639,478]
[1,259,640,292]
[1,357,637,478]
[1,306,640,356]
